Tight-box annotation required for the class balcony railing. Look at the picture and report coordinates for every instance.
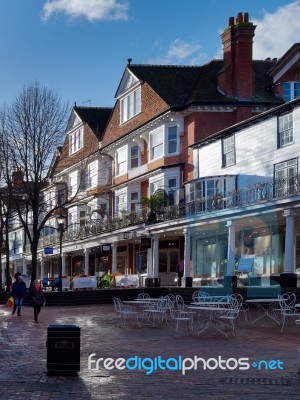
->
[184,174,300,215]
[31,174,300,252]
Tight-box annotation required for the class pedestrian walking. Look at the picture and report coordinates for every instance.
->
[11,274,27,316]
[176,259,184,287]
[30,280,45,323]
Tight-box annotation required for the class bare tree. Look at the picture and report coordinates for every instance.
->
[0,82,69,285]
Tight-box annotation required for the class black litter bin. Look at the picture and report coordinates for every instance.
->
[47,324,80,372]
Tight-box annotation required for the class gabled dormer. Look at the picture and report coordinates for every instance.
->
[268,43,300,102]
[66,109,82,132]
[67,111,84,156]
[115,61,141,124]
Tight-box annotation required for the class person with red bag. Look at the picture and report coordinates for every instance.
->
[11,274,27,316]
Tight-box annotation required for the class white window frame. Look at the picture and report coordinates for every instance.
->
[129,191,140,212]
[283,82,300,102]
[278,112,294,147]
[150,125,179,161]
[150,179,164,195]
[167,126,178,154]
[150,127,164,160]
[116,146,128,176]
[130,145,139,169]
[68,171,78,197]
[69,128,83,155]
[88,160,98,188]
[222,135,235,167]
[121,87,141,124]
[115,191,127,215]
[274,158,297,196]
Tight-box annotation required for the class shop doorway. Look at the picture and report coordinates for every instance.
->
[159,249,179,286]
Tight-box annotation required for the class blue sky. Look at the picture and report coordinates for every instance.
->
[1,0,300,108]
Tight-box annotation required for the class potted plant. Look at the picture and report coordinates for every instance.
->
[140,192,167,225]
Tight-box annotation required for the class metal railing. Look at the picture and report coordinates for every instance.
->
[32,174,300,251]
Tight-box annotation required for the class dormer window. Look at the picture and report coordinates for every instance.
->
[120,87,141,124]
[69,128,83,155]
[283,82,300,102]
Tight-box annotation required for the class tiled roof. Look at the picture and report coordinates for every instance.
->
[129,64,201,108]
[128,59,282,108]
[74,106,113,139]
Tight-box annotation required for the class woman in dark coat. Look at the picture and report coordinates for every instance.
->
[30,280,45,323]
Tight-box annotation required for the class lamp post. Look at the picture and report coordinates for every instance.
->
[56,213,66,292]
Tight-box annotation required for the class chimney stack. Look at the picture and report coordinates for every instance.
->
[218,12,256,99]
[11,169,24,189]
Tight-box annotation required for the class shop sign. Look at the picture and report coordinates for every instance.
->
[141,237,151,250]
[44,246,53,255]
[91,246,102,254]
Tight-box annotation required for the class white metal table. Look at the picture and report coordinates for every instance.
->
[188,306,228,337]
[245,298,282,325]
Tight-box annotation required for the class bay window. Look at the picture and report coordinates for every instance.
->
[150,125,178,160]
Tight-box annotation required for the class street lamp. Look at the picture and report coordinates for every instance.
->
[56,213,66,292]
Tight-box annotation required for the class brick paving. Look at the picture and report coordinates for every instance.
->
[0,302,300,399]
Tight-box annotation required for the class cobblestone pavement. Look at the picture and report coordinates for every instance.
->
[0,302,300,399]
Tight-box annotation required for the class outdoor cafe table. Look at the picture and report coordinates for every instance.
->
[134,298,162,301]
[188,306,229,337]
[189,301,230,307]
[245,298,282,325]
[124,300,157,305]
[125,299,166,326]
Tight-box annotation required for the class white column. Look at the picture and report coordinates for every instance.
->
[111,243,117,274]
[50,260,53,277]
[283,209,295,274]
[22,257,27,275]
[183,228,191,278]
[147,247,153,278]
[152,235,159,278]
[84,249,89,275]
[1,260,5,286]
[40,255,45,279]
[62,253,66,276]
[226,221,236,275]
[13,258,17,275]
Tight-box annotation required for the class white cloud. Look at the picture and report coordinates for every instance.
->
[42,0,129,22]
[148,38,208,65]
[149,1,300,66]
[253,1,300,59]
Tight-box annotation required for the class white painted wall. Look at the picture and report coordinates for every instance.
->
[197,105,300,188]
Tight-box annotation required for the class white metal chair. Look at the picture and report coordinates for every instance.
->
[278,293,300,332]
[137,292,151,300]
[230,293,249,324]
[193,291,212,303]
[217,296,242,336]
[174,294,194,332]
[143,297,169,326]
[113,297,140,328]
[163,294,176,320]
